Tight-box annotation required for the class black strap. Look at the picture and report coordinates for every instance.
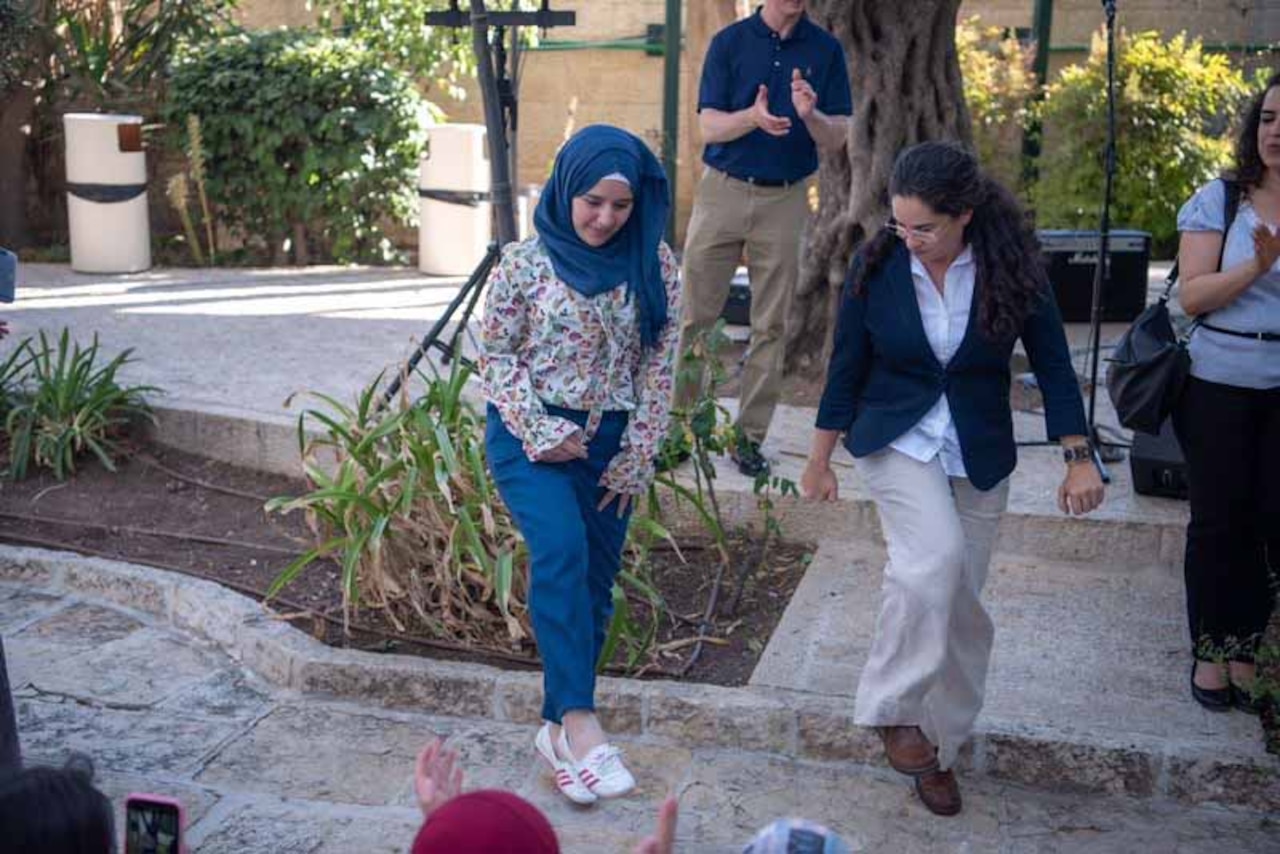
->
[66,182,147,204]
[418,188,491,207]
[1161,177,1243,304]
[1198,321,1280,342]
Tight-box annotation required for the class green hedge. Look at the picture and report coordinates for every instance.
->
[165,30,429,263]
[1031,31,1249,256]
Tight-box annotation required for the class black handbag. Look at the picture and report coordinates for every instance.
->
[1105,278,1190,434]
[1106,179,1241,434]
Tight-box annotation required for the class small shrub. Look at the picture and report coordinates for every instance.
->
[266,362,531,643]
[957,16,1037,196]
[1031,30,1249,255]
[165,30,431,264]
[3,330,157,480]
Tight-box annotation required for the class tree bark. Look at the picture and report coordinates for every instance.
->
[0,87,34,249]
[676,0,743,243]
[785,0,972,376]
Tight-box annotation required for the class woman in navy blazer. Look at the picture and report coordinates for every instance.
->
[801,143,1105,816]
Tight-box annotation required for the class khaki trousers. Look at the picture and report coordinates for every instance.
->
[852,448,1009,771]
[677,167,810,443]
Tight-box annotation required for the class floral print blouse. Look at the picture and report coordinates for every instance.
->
[480,236,682,495]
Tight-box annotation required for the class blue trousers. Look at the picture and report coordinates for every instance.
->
[485,404,632,723]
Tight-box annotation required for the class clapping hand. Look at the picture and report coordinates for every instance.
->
[1253,223,1280,275]
[414,737,463,819]
[536,430,588,463]
[790,68,817,120]
[751,84,791,137]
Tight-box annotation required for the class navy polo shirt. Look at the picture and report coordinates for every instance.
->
[698,9,853,184]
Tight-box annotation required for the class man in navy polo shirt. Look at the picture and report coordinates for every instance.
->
[675,0,852,477]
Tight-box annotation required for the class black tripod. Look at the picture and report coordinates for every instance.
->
[381,0,575,406]
[1080,0,1126,478]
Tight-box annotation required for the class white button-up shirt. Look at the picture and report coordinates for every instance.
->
[889,246,975,477]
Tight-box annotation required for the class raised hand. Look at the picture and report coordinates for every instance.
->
[751,84,791,137]
[790,68,817,120]
[536,430,589,463]
[1252,222,1280,275]
[632,794,679,854]
[414,737,464,819]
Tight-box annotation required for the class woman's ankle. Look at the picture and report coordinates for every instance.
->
[1193,658,1229,689]
[1228,660,1257,690]
[561,711,607,760]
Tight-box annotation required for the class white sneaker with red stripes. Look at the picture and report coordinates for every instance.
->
[558,729,636,798]
[535,723,597,805]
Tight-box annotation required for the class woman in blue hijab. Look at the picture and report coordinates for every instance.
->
[480,126,681,806]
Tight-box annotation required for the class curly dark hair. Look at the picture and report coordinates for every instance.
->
[1228,71,1280,191]
[849,141,1047,342]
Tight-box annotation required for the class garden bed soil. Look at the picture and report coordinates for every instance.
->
[0,443,810,687]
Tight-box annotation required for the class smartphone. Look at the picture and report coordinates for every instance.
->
[124,793,184,854]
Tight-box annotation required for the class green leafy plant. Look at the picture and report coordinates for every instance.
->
[3,329,157,480]
[45,0,237,108]
[639,321,798,674]
[956,16,1037,196]
[266,361,530,644]
[0,337,34,424]
[165,30,431,265]
[1031,30,1249,255]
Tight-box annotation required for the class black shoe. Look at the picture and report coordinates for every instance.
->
[731,439,770,478]
[1231,684,1263,715]
[1190,661,1232,712]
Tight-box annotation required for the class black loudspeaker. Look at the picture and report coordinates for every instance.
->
[721,269,752,326]
[1130,417,1188,499]
[1038,230,1151,323]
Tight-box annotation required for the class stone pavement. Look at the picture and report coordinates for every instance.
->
[4,261,1280,844]
[4,553,1278,853]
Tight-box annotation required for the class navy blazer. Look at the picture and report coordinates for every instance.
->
[815,243,1088,491]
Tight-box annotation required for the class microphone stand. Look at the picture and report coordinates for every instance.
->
[1083,0,1125,480]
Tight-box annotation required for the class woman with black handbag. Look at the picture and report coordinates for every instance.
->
[1175,73,1280,714]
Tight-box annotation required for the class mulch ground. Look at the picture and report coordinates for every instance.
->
[0,443,810,687]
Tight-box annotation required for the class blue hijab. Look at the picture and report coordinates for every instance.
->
[534,125,671,348]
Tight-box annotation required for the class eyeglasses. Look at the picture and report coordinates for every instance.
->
[882,219,942,244]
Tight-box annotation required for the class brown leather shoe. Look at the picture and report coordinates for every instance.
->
[914,768,962,816]
[877,726,939,776]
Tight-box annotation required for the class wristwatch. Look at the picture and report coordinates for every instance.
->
[1063,443,1093,465]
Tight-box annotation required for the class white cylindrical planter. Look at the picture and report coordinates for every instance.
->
[418,124,491,276]
[64,113,151,273]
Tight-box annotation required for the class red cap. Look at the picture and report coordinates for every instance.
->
[411,790,560,854]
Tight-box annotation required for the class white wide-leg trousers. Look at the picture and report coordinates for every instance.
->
[852,448,1009,770]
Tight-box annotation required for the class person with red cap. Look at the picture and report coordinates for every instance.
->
[409,737,678,853]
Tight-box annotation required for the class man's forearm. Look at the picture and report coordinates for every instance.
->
[803,110,849,152]
[699,108,759,145]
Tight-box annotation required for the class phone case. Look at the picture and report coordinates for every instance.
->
[124,793,186,854]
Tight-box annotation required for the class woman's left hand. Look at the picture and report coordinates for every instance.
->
[1058,462,1105,516]
[597,490,633,518]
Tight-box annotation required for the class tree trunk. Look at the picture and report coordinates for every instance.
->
[785,0,972,376]
[677,0,743,242]
[0,88,34,249]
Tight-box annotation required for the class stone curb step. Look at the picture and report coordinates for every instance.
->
[3,546,1274,813]
[145,405,1188,572]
